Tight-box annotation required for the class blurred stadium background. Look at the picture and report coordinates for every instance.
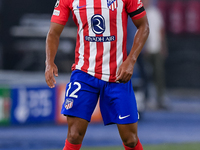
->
[0,0,200,149]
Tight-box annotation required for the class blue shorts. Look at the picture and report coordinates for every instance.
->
[61,70,138,125]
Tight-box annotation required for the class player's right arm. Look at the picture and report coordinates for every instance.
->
[45,22,65,88]
[45,0,70,88]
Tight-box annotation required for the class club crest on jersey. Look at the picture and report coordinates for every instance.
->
[64,98,74,110]
[107,0,118,11]
[55,0,60,8]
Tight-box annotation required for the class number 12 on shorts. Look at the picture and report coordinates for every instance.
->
[66,82,81,98]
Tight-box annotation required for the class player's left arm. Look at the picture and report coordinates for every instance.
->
[116,15,149,83]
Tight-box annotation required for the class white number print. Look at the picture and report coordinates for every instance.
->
[66,82,81,98]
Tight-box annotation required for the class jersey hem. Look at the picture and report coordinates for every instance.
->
[51,19,67,25]
[72,68,117,83]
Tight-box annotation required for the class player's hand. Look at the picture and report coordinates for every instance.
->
[116,58,135,83]
[45,62,58,88]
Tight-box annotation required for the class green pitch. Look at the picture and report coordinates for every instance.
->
[80,143,200,150]
[47,143,200,150]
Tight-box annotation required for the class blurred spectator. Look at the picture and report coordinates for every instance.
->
[143,0,168,109]
[0,0,2,69]
[168,0,184,34]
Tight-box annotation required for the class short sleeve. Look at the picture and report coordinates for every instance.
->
[126,0,146,20]
[51,0,71,25]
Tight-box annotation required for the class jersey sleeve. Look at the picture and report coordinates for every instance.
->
[126,0,146,20]
[51,0,71,25]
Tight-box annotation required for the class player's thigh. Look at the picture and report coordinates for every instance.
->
[117,122,138,142]
[67,116,89,133]
[67,116,89,144]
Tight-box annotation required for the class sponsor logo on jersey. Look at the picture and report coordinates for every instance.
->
[64,98,74,110]
[91,14,105,35]
[55,0,60,8]
[107,0,118,11]
[85,36,115,42]
[86,14,115,42]
[53,10,60,16]
[77,5,87,9]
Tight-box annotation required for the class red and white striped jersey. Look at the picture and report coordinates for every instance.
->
[51,0,146,82]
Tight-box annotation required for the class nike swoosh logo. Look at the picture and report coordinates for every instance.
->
[77,5,86,9]
[119,115,130,120]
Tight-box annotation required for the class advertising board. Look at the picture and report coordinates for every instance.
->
[11,85,56,124]
[0,87,10,125]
